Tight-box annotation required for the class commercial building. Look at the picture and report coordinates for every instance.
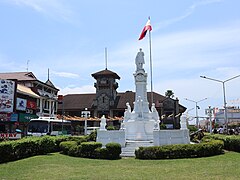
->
[0,72,59,135]
[214,106,240,126]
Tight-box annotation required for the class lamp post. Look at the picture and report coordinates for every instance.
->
[205,106,214,134]
[185,98,207,128]
[200,75,240,133]
[81,108,90,135]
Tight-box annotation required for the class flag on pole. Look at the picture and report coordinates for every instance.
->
[138,18,152,40]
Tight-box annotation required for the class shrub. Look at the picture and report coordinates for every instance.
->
[86,130,97,142]
[0,136,67,163]
[37,136,56,154]
[160,124,166,129]
[59,141,78,155]
[79,142,102,158]
[107,126,115,130]
[105,142,122,160]
[205,134,240,152]
[95,147,108,159]
[68,145,81,157]
[53,136,69,151]
[0,141,14,163]
[188,125,198,132]
[13,138,39,159]
[135,140,224,159]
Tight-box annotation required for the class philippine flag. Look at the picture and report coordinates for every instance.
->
[138,19,152,40]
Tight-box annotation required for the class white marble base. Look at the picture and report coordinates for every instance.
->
[96,130,126,147]
[153,129,190,146]
[125,119,155,141]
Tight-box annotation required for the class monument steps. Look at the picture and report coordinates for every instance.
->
[120,140,154,157]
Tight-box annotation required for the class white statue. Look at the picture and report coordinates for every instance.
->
[120,121,125,130]
[99,115,107,131]
[124,102,132,122]
[151,103,160,130]
[151,103,159,121]
[126,102,131,112]
[180,114,188,130]
[135,48,145,71]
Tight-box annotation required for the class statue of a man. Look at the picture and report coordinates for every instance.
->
[135,48,145,71]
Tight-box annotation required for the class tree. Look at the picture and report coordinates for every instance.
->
[165,90,174,98]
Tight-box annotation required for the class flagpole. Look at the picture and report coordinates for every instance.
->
[148,19,153,105]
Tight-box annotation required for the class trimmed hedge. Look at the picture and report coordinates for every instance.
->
[135,140,224,159]
[0,133,110,164]
[80,142,102,158]
[59,141,78,155]
[105,143,122,159]
[205,134,240,152]
[59,141,122,160]
[0,136,68,163]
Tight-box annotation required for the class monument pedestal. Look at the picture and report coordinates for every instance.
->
[125,119,155,141]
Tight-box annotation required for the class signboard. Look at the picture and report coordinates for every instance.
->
[10,113,18,122]
[16,98,27,111]
[0,133,21,139]
[0,79,15,113]
[0,113,11,121]
[18,113,38,122]
[27,100,37,109]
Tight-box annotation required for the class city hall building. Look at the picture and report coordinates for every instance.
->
[58,68,186,130]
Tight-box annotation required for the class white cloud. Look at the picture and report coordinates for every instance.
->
[58,85,95,95]
[52,71,79,79]
[5,0,74,23]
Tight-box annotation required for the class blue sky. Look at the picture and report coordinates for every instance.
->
[0,0,240,120]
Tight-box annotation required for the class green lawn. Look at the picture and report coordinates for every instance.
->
[0,152,239,180]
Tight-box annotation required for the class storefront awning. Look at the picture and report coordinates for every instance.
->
[17,84,40,98]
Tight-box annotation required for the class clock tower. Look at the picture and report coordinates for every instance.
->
[91,68,120,117]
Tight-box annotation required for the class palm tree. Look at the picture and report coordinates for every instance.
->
[165,90,174,98]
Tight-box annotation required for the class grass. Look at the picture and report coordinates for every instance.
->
[0,152,240,180]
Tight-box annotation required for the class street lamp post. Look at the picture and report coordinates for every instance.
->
[200,75,240,133]
[81,108,90,135]
[185,98,207,128]
[205,106,214,134]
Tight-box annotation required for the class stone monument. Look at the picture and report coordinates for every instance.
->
[123,48,159,141]
[97,49,190,154]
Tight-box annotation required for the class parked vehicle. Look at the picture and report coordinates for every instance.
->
[27,117,72,136]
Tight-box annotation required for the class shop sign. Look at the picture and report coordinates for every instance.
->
[0,113,11,121]
[19,113,38,122]
[10,113,18,122]
[0,79,15,113]
[0,133,21,139]
[27,100,37,109]
[16,98,27,111]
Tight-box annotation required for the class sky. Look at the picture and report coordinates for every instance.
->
[0,0,240,121]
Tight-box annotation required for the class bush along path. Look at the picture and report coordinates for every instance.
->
[0,132,122,164]
[1,132,239,163]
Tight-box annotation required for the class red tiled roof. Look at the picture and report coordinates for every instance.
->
[58,93,96,110]
[59,91,186,113]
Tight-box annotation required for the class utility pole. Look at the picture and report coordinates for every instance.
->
[200,74,240,133]
[185,98,207,128]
